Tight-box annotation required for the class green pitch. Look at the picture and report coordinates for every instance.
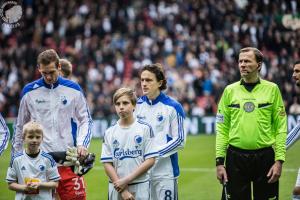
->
[0,135,299,199]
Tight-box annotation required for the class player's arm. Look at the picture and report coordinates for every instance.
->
[215,89,230,183]
[286,122,300,150]
[0,113,10,156]
[158,104,185,158]
[74,92,93,156]
[113,157,155,191]
[12,95,30,155]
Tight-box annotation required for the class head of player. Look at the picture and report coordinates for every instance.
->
[292,61,300,87]
[37,49,61,85]
[238,47,263,83]
[59,58,73,79]
[140,63,167,100]
[113,87,136,125]
[22,121,43,155]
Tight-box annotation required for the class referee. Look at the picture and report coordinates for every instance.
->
[215,47,287,200]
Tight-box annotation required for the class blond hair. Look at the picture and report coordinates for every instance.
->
[59,58,73,78]
[23,121,44,138]
[113,87,137,106]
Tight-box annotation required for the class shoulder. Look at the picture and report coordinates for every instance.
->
[259,79,278,89]
[21,78,44,97]
[10,152,24,167]
[160,94,185,117]
[58,77,83,93]
[224,81,241,91]
[137,96,147,105]
[137,120,154,137]
[41,151,56,167]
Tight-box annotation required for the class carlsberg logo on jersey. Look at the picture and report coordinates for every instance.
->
[113,148,142,160]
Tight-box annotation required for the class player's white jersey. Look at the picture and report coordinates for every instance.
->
[135,92,185,180]
[0,113,9,155]
[101,119,157,183]
[13,77,93,153]
[6,150,60,200]
[286,121,300,149]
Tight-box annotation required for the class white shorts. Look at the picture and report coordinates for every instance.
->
[150,179,178,200]
[296,168,300,187]
[108,181,150,200]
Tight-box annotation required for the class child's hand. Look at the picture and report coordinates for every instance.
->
[113,177,129,192]
[120,189,135,200]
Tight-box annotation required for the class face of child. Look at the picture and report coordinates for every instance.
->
[24,131,43,154]
[115,95,135,120]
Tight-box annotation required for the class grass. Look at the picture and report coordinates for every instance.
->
[0,135,299,199]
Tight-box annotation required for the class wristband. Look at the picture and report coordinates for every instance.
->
[216,157,225,166]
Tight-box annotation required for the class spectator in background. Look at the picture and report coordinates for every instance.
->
[59,59,73,79]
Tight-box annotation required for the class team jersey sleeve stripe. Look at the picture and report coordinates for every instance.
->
[83,105,93,148]
[49,176,60,181]
[101,157,113,162]
[0,115,9,155]
[159,114,184,156]
[286,123,300,149]
[41,152,56,167]
[10,152,23,167]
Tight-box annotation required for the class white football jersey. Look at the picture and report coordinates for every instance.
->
[101,119,157,183]
[13,77,93,154]
[135,92,185,180]
[0,113,9,155]
[6,150,60,200]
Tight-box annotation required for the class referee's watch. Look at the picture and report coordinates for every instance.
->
[216,157,225,166]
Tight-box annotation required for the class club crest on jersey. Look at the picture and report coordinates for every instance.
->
[60,95,67,105]
[113,139,120,148]
[243,102,255,112]
[39,165,45,171]
[157,113,164,122]
[134,135,143,147]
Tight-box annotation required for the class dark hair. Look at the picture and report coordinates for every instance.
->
[140,63,167,91]
[239,47,264,64]
[37,49,60,68]
[294,61,300,66]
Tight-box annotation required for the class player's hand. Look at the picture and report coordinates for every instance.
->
[113,177,129,193]
[77,145,88,157]
[216,165,228,184]
[267,160,282,183]
[120,189,135,200]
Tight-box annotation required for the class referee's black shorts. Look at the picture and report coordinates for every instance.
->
[222,145,279,200]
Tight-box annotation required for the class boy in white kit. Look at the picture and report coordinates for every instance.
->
[101,87,157,200]
[6,121,60,200]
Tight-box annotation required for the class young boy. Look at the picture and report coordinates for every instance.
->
[6,121,60,200]
[101,87,157,200]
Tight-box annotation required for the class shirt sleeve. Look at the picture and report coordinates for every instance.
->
[74,92,93,148]
[158,105,185,158]
[6,159,17,183]
[286,122,300,150]
[0,113,10,156]
[46,162,60,182]
[143,125,158,159]
[272,86,287,161]
[12,94,31,155]
[100,130,113,163]
[215,88,230,158]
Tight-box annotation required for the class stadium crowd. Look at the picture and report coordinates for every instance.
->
[0,0,299,119]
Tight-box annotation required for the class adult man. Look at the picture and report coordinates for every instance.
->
[0,113,9,156]
[12,49,93,200]
[215,47,287,200]
[287,61,300,200]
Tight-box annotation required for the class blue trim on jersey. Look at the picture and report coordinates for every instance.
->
[10,152,23,167]
[286,124,300,148]
[165,135,180,177]
[49,176,60,181]
[21,78,44,97]
[6,178,16,182]
[71,118,77,146]
[144,151,158,159]
[58,77,82,92]
[101,157,113,161]
[159,114,184,156]
[83,105,93,148]
[137,120,154,138]
[41,152,56,167]
[0,115,9,155]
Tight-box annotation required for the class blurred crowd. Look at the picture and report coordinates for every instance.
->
[0,0,300,119]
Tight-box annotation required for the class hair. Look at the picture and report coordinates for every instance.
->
[23,121,44,138]
[294,60,300,66]
[140,63,167,91]
[37,49,60,68]
[113,87,137,106]
[239,47,264,64]
[59,58,73,78]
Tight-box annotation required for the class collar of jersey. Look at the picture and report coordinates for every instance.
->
[143,92,165,105]
[40,76,61,89]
